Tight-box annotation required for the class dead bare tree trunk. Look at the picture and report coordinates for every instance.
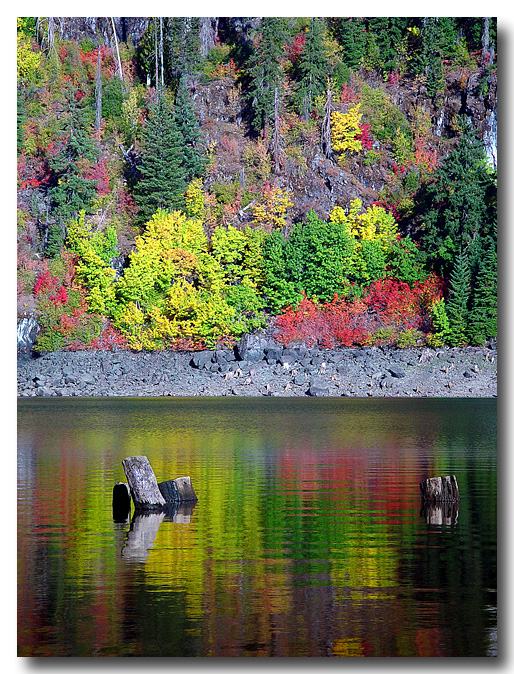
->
[110,17,124,84]
[321,83,333,159]
[159,17,164,89]
[271,87,282,175]
[95,45,102,131]
[48,17,55,53]
[199,18,218,57]
[154,18,159,92]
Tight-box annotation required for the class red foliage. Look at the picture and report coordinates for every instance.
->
[356,123,373,150]
[371,199,401,222]
[58,45,68,60]
[34,270,59,296]
[286,33,307,62]
[17,153,52,190]
[88,324,128,350]
[273,276,444,348]
[49,286,68,305]
[414,137,439,173]
[83,159,110,195]
[340,84,359,105]
[74,89,85,102]
[387,71,401,85]
[116,188,138,218]
[391,162,407,176]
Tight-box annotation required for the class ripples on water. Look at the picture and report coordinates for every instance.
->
[18,398,496,656]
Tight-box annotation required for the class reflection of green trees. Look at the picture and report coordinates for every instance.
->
[18,398,496,656]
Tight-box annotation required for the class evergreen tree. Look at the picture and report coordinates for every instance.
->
[294,18,329,119]
[247,18,287,134]
[417,121,496,278]
[468,240,497,344]
[330,18,366,70]
[174,78,206,181]
[446,251,471,346]
[17,88,25,154]
[47,87,99,256]
[133,96,186,224]
[366,17,408,73]
[165,17,201,80]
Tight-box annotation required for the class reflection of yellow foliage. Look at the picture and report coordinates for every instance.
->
[332,637,364,657]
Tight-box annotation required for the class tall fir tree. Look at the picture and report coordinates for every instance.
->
[446,251,471,346]
[133,96,186,224]
[366,17,408,73]
[247,18,287,134]
[467,240,497,344]
[294,18,329,119]
[330,18,367,70]
[174,78,206,182]
[47,86,99,256]
[417,121,496,278]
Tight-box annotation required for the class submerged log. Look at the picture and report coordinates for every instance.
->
[420,475,459,503]
[112,481,131,521]
[122,456,166,511]
[158,476,198,504]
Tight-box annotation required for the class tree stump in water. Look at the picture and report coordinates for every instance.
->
[112,482,131,521]
[158,476,198,504]
[122,456,166,511]
[420,475,459,503]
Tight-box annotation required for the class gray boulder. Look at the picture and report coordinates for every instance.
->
[307,378,330,397]
[235,331,270,362]
[190,351,213,369]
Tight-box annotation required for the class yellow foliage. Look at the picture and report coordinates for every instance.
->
[185,178,206,220]
[331,104,363,155]
[329,198,399,251]
[17,32,41,85]
[251,186,293,229]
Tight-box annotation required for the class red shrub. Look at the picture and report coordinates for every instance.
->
[387,71,401,85]
[286,33,306,62]
[83,159,110,195]
[49,286,68,305]
[273,276,444,348]
[356,123,373,150]
[340,84,359,105]
[34,270,59,296]
[89,324,128,350]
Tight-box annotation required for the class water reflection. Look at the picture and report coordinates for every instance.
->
[420,501,459,526]
[17,398,496,657]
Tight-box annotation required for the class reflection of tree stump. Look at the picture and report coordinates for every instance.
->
[421,501,459,526]
[121,513,165,562]
[420,475,459,503]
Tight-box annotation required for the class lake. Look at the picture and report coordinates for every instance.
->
[17,397,497,657]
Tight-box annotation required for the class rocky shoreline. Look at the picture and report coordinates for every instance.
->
[17,337,497,398]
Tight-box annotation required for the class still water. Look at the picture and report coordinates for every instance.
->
[18,397,497,657]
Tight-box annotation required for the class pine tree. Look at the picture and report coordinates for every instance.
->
[174,78,206,182]
[446,251,471,346]
[133,96,186,224]
[294,18,329,119]
[165,17,201,80]
[247,18,287,134]
[366,17,408,73]
[330,18,366,70]
[468,241,497,344]
[418,121,496,278]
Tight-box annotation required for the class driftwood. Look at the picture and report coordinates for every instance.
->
[122,456,166,511]
[420,475,459,504]
[112,482,131,522]
[116,456,198,516]
[158,476,198,504]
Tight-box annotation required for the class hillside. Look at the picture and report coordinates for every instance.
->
[17,17,497,354]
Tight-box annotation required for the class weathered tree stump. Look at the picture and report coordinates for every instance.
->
[112,481,131,521]
[158,476,198,504]
[420,475,459,503]
[122,456,166,511]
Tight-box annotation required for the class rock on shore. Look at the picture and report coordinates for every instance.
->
[17,341,497,398]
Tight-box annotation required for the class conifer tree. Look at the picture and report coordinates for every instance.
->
[247,18,287,134]
[294,18,329,119]
[331,18,366,70]
[133,96,186,224]
[446,251,471,346]
[468,240,497,344]
[174,78,206,182]
[418,121,495,278]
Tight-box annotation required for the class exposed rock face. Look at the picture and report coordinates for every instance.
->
[17,316,40,354]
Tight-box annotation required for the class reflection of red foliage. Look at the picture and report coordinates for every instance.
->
[274,276,444,347]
